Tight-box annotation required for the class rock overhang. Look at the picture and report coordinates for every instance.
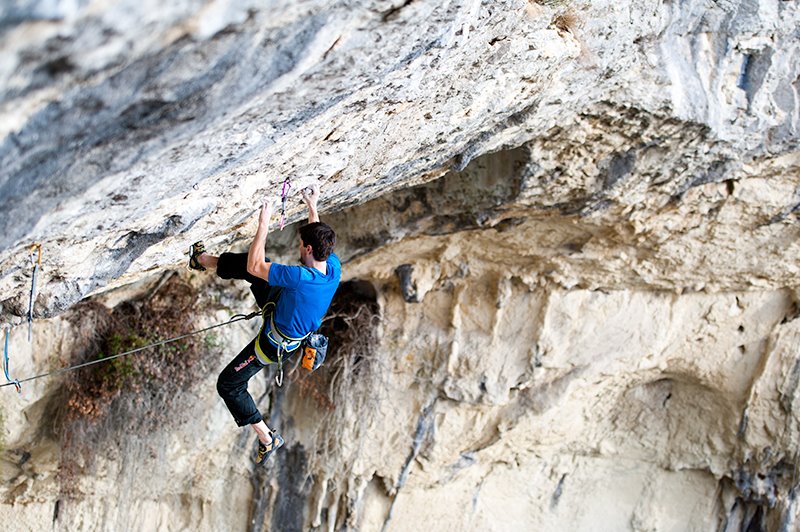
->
[0,0,797,323]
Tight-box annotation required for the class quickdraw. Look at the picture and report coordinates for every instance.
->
[279,178,291,230]
[3,327,21,393]
[27,244,42,343]
[275,343,285,387]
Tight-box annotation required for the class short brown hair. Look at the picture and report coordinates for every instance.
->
[299,222,336,261]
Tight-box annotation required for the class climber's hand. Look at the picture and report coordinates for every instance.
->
[301,184,320,208]
[259,198,275,228]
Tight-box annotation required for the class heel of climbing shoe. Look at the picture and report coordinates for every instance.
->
[188,241,206,271]
[256,431,284,464]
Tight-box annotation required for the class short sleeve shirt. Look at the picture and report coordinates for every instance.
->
[267,253,341,338]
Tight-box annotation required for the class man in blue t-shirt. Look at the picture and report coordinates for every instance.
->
[189,184,341,464]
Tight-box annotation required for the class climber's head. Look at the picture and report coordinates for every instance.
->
[299,222,336,262]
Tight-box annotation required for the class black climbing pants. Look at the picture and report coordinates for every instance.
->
[215,252,280,427]
[215,251,279,308]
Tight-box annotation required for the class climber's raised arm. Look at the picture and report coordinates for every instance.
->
[247,198,273,281]
[302,184,320,224]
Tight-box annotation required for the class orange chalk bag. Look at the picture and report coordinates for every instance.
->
[301,334,328,371]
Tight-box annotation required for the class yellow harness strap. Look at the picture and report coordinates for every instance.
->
[253,302,310,383]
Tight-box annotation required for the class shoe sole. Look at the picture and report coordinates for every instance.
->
[257,435,285,464]
[188,243,206,271]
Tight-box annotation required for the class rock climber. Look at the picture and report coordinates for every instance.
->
[188,184,340,464]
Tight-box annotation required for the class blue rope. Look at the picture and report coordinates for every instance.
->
[3,328,21,393]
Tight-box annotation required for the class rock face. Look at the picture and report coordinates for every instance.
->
[0,0,799,531]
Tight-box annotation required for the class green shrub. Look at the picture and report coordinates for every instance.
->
[62,276,210,424]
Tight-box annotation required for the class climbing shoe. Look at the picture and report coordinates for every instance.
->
[188,241,206,271]
[256,431,284,464]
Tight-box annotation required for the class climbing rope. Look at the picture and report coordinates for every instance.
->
[27,243,42,342]
[279,177,292,230]
[3,327,21,393]
[0,310,261,391]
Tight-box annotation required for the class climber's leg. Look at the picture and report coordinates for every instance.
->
[216,338,271,428]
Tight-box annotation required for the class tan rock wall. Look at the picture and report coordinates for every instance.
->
[2,227,800,531]
[0,1,797,529]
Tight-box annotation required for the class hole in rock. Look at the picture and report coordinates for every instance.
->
[292,279,380,409]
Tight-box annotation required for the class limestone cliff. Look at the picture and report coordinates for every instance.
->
[0,0,799,531]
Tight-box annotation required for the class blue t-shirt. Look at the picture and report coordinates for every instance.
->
[267,253,341,339]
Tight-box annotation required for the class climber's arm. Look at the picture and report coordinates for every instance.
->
[247,199,273,281]
[302,184,320,224]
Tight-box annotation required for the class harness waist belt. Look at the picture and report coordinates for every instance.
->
[254,302,310,365]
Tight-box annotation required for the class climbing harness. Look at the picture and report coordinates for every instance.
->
[0,310,261,391]
[253,300,310,387]
[27,244,42,342]
[279,178,291,231]
[3,327,21,393]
